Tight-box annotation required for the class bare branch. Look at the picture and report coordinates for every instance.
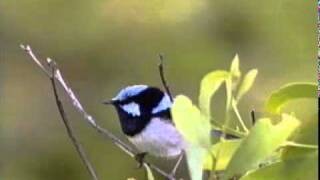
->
[48,62,99,180]
[158,54,173,102]
[21,44,175,180]
[20,44,52,77]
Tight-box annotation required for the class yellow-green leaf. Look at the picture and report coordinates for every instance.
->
[290,115,318,145]
[172,95,211,148]
[172,95,212,180]
[199,70,230,117]
[223,114,300,179]
[203,140,242,171]
[230,54,241,78]
[236,69,258,101]
[281,116,319,160]
[265,83,317,114]
[240,150,318,180]
[185,146,207,180]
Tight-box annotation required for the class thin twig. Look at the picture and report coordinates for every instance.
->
[157,54,183,179]
[158,54,173,102]
[48,61,99,180]
[20,45,52,77]
[21,44,175,180]
[251,109,256,125]
[171,153,184,176]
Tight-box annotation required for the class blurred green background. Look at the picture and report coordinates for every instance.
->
[0,0,317,179]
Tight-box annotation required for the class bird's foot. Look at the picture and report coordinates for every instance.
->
[134,152,147,168]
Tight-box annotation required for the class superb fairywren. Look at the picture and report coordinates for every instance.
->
[103,85,186,159]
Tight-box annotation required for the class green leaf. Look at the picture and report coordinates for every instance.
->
[172,95,212,180]
[185,146,207,180]
[289,115,318,145]
[281,117,319,160]
[172,95,211,148]
[203,140,242,171]
[230,54,241,78]
[281,146,318,168]
[265,83,317,114]
[240,150,318,180]
[144,164,155,180]
[199,70,230,117]
[236,69,258,101]
[223,114,300,180]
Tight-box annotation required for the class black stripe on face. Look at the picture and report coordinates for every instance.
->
[119,87,165,114]
[153,108,172,121]
[115,87,170,136]
[131,87,172,121]
[115,105,150,136]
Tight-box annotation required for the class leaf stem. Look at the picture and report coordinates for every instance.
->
[211,120,247,138]
[284,141,318,149]
[231,100,249,133]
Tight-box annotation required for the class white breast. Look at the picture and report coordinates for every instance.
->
[128,118,186,158]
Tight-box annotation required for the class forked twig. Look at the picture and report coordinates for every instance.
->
[158,54,173,102]
[20,44,175,180]
[171,153,184,176]
[48,62,99,180]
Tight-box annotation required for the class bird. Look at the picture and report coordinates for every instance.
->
[102,84,239,167]
[102,85,186,164]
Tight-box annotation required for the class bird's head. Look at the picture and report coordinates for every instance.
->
[103,85,172,136]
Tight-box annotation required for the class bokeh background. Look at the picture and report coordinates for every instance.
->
[0,0,317,179]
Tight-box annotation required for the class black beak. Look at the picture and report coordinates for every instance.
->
[102,100,115,105]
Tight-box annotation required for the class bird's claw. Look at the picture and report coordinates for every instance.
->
[134,152,147,168]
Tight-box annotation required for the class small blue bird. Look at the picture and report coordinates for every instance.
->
[103,85,238,165]
[103,85,186,162]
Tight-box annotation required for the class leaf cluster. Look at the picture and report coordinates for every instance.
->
[170,55,318,180]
